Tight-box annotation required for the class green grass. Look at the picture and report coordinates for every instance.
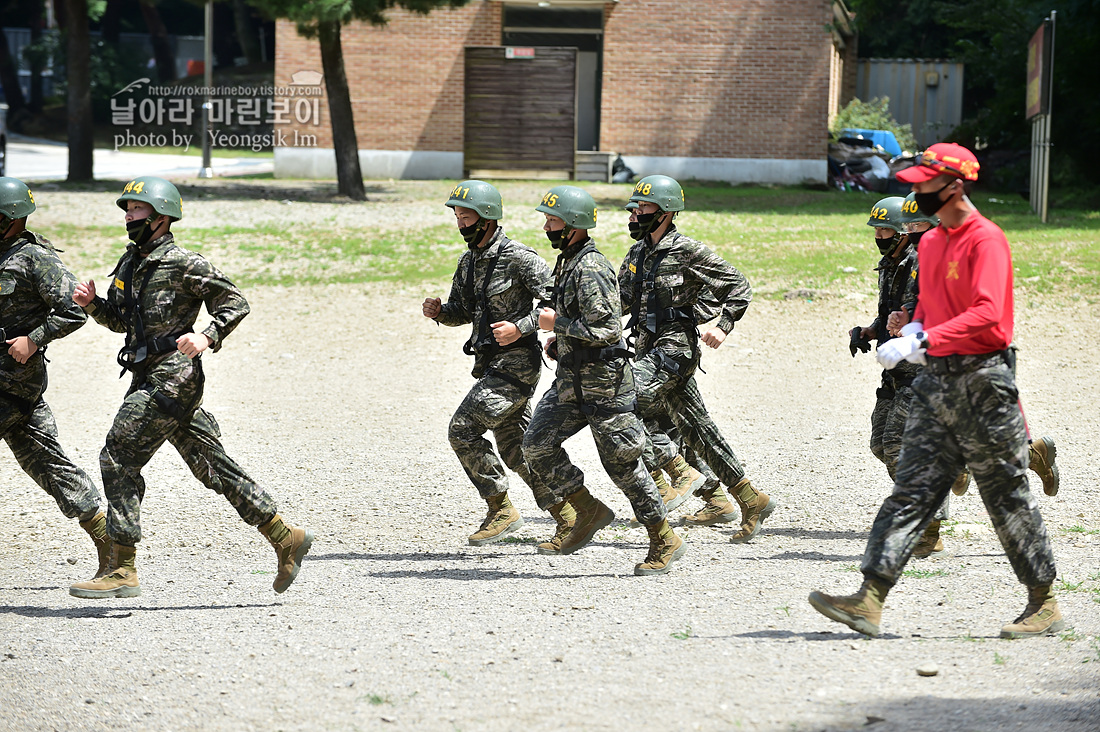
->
[42,181,1100,294]
[498,536,536,545]
[902,568,949,579]
[670,625,693,640]
[1063,525,1100,535]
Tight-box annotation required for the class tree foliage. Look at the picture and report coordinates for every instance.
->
[830,97,919,153]
[246,0,469,199]
[848,0,1100,187]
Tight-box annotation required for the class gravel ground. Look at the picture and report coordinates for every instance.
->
[1,189,1098,731]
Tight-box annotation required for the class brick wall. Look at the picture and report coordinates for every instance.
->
[602,0,833,160]
[275,3,500,151]
[276,0,834,162]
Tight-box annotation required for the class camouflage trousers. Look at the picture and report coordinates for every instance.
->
[633,350,746,488]
[449,371,536,499]
[870,379,949,521]
[653,412,720,487]
[522,385,665,526]
[2,396,102,519]
[862,356,1057,587]
[101,387,277,545]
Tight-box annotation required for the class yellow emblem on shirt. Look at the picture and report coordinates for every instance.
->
[114,277,125,291]
[946,262,959,280]
[628,263,636,274]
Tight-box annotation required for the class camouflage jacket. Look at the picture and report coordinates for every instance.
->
[435,227,552,381]
[85,233,249,403]
[872,243,921,384]
[0,230,87,404]
[618,226,752,360]
[552,238,634,410]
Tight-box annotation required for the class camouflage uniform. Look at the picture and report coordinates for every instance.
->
[434,227,552,499]
[0,230,102,518]
[618,227,752,490]
[862,353,1056,587]
[521,238,664,525]
[83,233,276,546]
[866,241,950,522]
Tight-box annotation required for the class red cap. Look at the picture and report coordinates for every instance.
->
[896,142,980,183]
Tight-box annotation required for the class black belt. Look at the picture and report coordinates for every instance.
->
[923,350,1009,375]
[0,326,31,342]
[483,367,536,397]
[559,343,633,368]
[117,330,191,372]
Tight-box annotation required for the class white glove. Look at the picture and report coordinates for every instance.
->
[900,321,924,337]
[876,334,926,369]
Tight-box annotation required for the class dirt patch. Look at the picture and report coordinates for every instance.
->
[0,192,1097,731]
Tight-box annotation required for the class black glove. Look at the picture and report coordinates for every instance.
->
[849,326,871,357]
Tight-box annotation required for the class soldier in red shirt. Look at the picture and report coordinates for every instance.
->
[809,143,1064,639]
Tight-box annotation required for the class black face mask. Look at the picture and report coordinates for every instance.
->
[459,220,489,249]
[907,230,927,247]
[914,179,956,217]
[875,235,899,256]
[0,216,14,241]
[627,212,660,241]
[126,217,156,248]
[545,228,567,249]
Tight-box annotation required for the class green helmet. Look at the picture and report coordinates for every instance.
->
[0,177,37,221]
[899,192,939,227]
[444,179,502,220]
[866,196,906,234]
[535,185,597,229]
[627,174,685,212]
[116,176,183,220]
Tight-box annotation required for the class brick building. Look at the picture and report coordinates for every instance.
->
[274,0,856,185]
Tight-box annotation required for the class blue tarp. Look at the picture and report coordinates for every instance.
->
[840,128,902,157]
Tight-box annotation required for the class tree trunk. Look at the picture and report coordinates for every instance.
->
[29,1,45,113]
[66,0,94,181]
[317,20,364,201]
[139,0,176,83]
[232,0,262,65]
[101,0,123,45]
[0,22,27,115]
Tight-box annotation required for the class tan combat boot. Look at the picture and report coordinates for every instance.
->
[634,519,687,576]
[468,492,524,547]
[69,543,141,599]
[558,487,614,555]
[1028,436,1060,497]
[258,513,314,593]
[661,455,704,511]
[951,467,971,496]
[537,500,577,555]
[682,486,738,526]
[79,512,112,579]
[1000,584,1066,639]
[729,478,777,543]
[630,471,679,527]
[912,520,946,559]
[808,577,890,638]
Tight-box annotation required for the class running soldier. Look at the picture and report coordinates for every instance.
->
[521,185,685,575]
[423,180,558,546]
[619,175,775,542]
[0,177,109,580]
[69,177,312,598]
[810,143,1065,639]
[850,195,952,558]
